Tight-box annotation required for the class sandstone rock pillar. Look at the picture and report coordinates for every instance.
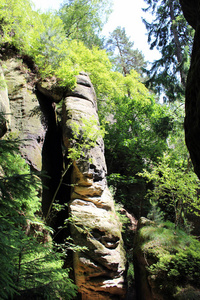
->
[62,72,126,299]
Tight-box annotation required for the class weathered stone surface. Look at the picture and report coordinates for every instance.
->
[63,73,126,299]
[0,65,11,137]
[179,1,200,179]
[36,77,65,103]
[0,56,65,235]
[2,58,46,171]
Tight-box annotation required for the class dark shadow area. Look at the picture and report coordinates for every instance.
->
[36,89,72,243]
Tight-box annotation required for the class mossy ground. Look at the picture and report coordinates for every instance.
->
[134,220,200,299]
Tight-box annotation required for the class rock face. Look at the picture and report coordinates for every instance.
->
[180,0,200,178]
[0,65,11,137]
[62,72,126,299]
[1,57,46,171]
[0,54,126,299]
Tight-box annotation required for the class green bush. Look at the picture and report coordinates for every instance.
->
[0,134,77,299]
[137,221,200,299]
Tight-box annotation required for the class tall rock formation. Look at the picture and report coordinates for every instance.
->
[62,72,126,299]
[180,0,200,178]
[0,52,126,299]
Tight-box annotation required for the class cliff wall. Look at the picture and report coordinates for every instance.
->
[0,53,126,299]
[180,0,200,178]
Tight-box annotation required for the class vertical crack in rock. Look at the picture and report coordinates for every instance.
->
[1,57,71,240]
[36,89,72,243]
[62,72,126,299]
[36,91,62,213]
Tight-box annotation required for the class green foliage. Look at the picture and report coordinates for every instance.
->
[103,78,172,214]
[137,101,200,228]
[138,221,200,298]
[12,237,77,299]
[139,152,200,229]
[127,262,135,289]
[31,13,77,86]
[0,132,77,299]
[1,0,139,104]
[59,0,113,48]
[0,136,36,297]
[0,0,74,87]
[0,0,114,90]
[143,0,194,101]
[0,0,147,108]
[68,116,105,162]
[147,200,165,224]
[0,0,38,48]
[106,26,146,76]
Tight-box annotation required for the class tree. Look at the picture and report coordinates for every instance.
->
[140,154,200,229]
[142,0,194,102]
[59,0,113,48]
[106,26,146,77]
[102,71,173,216]
[0,123,77,299]
[138,100,200,229]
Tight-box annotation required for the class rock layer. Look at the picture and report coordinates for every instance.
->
[62,72,126,299]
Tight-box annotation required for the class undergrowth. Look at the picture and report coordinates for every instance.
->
[136,221,200,299]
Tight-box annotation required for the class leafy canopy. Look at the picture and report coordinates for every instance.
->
[102,70,173,214]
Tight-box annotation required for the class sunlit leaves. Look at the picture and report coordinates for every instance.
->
[139,153,200,228]
[59,0,113,48]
